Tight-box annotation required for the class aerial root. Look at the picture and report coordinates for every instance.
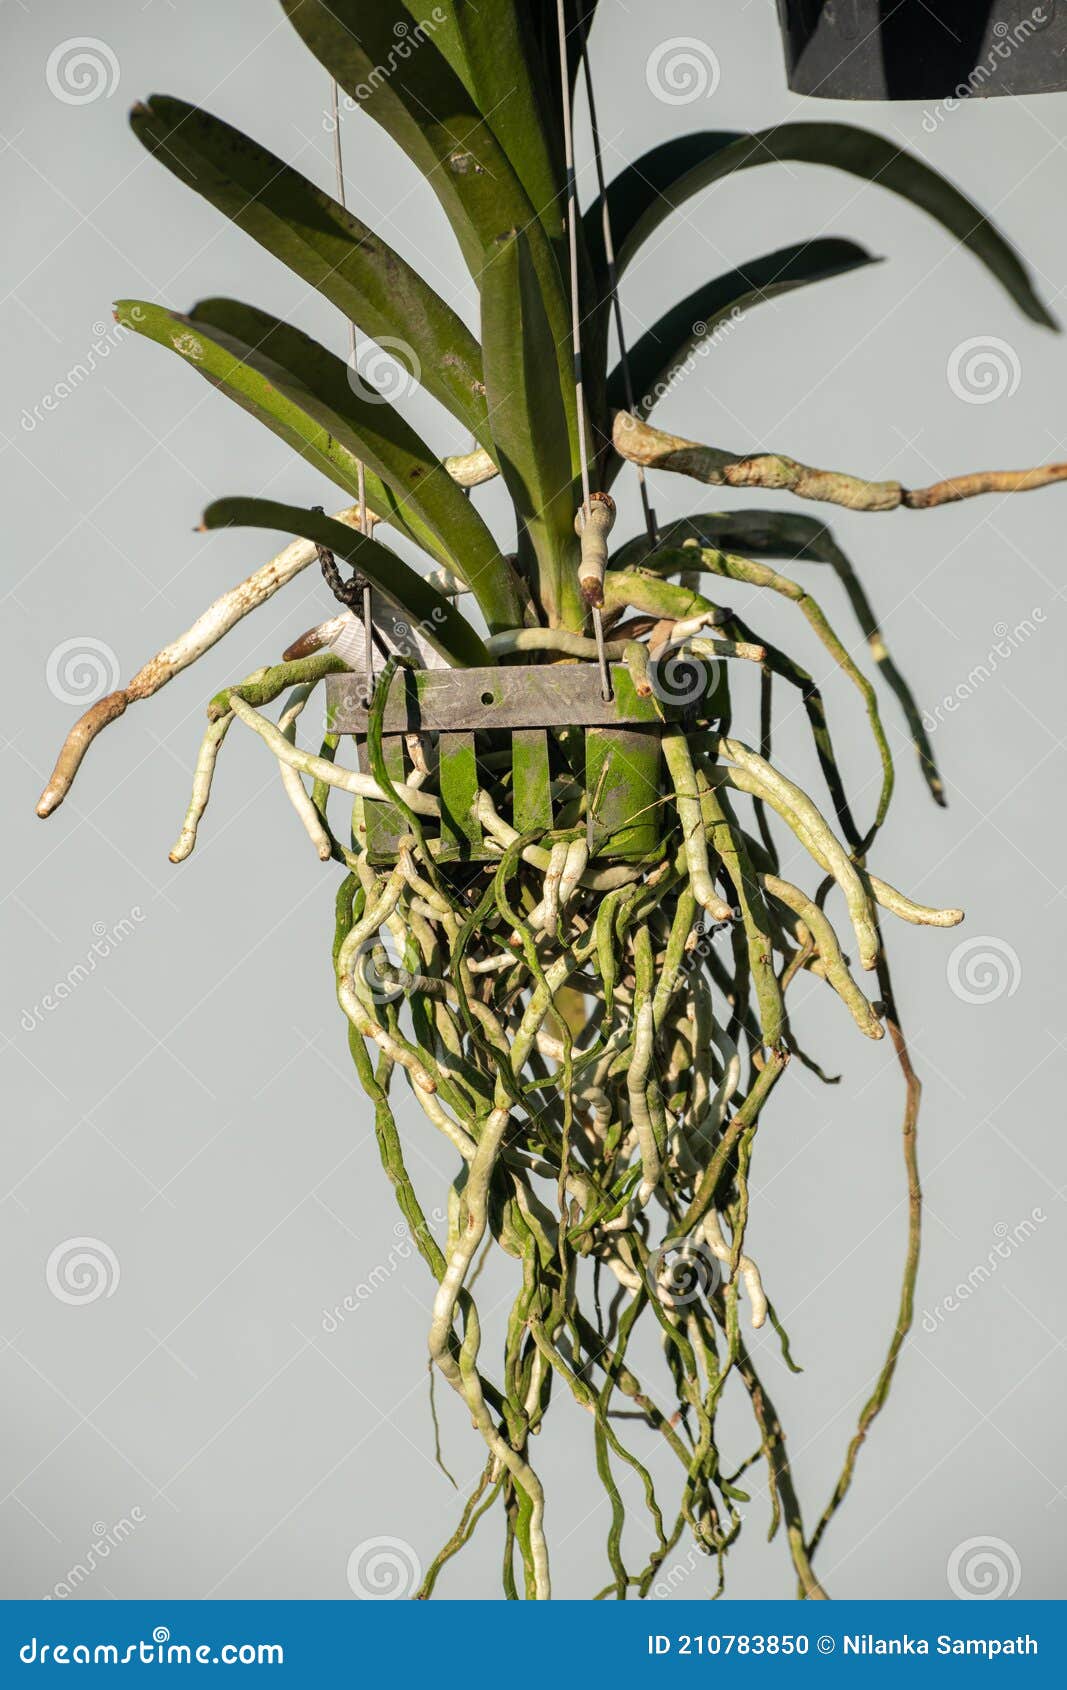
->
[154,637,961,1599]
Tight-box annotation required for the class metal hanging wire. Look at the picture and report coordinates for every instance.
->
[329,78,375,708]
[578,36,659,553]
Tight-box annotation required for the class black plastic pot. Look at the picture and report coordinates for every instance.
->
[777,1,1067,100]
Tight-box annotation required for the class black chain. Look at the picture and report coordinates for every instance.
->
[312,506,366,609]
[311,507,392,701]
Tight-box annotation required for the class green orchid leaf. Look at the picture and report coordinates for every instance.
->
[116,297,522,632]
[589,124,1056,329]
[202,497,490,668]
[114,297,444,567]
[280,0,580,470]
[410,4,563,245]
[129,95,492,452]
[481,232,581,629]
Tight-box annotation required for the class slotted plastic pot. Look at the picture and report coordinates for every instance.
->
[325,661,726,865]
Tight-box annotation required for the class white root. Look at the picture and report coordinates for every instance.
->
[277,687,332,862]
[527,840,569,937]
[681,636,766,664]
[36,505,364,818]
[628,1000,661,1207]
[866,873,964,928]
[558,839,589,910]
[486,628,629,661]
[662,730,734,924]
[427,1095,551,1600]
[714,738,880,971]
[472,791,642,891]
[405,734,431,779]
[657,608,721,647]
[763,873,884,1038]
[425,562,471,598]
[442,445,497,487]
[698,1210,768,1331]
[467,953,519,975]
[169,712,236,863]
[227,693,440,816]
[575,492,617,609]
[282,613,350,661]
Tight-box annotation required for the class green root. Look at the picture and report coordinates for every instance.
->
[165,632,953,1600]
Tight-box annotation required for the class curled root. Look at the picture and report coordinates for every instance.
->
[154,634,959,1601]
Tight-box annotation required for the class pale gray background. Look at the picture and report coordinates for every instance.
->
[2,0,1065,1603]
